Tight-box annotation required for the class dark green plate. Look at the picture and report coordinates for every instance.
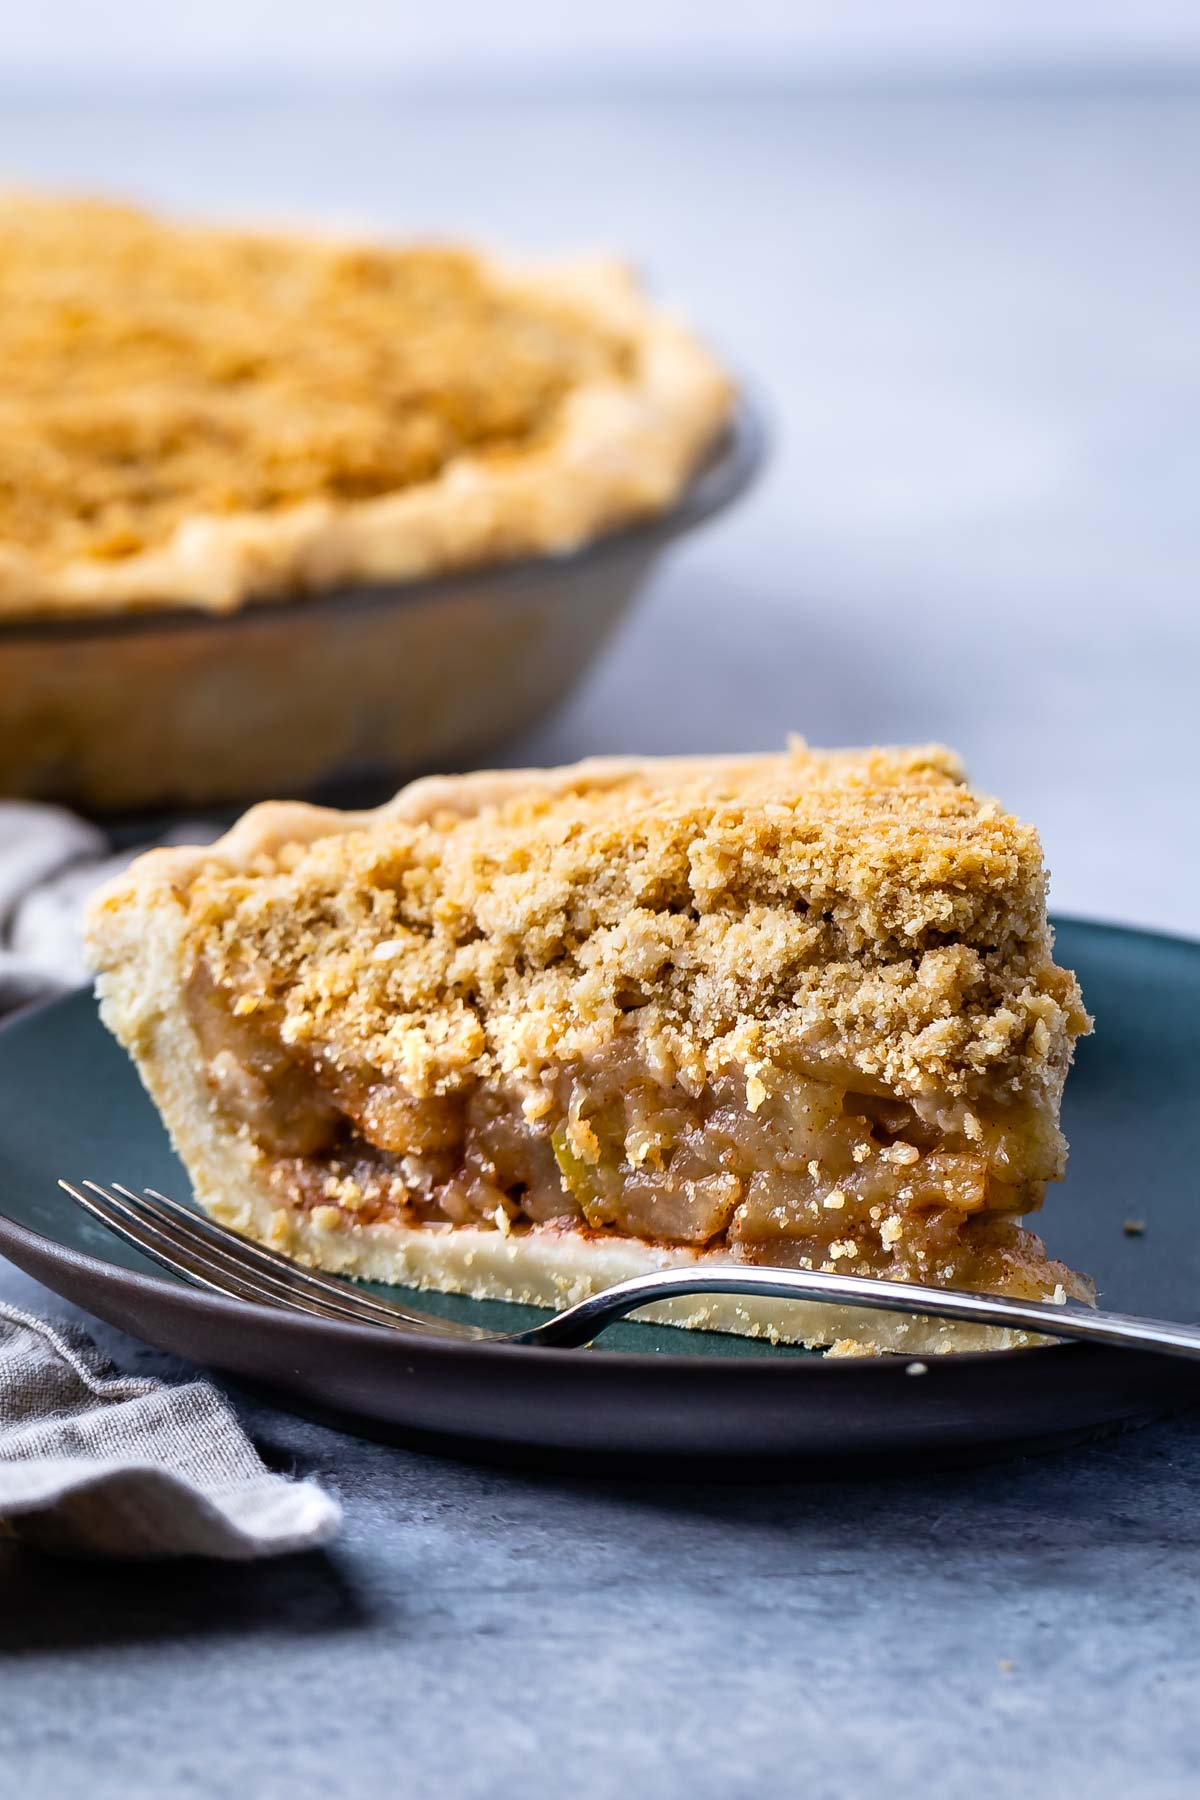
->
[0,918,1196,1468]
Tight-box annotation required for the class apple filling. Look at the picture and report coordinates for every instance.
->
[187,964,1083,1298]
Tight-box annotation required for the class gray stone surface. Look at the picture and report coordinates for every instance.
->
[3,1251,1200,1799]
[1,84,1198,1797]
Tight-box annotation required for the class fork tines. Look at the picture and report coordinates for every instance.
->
[57,1179,473,1337]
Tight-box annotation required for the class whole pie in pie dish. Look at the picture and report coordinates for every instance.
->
[88,745,1094,1355]
[0,193,733,616]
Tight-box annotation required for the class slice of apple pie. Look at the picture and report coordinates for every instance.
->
[88,746,1093,1354]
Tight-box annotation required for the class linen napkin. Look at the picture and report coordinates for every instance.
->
[0,801,342,1558]
[0,1301,341,1557]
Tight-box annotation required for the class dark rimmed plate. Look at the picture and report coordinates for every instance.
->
[0,918,1196,1470]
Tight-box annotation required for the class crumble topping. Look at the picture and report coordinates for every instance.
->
[182,744,1090,1112]
[0,193,630,568]
[88,745,1097,1335]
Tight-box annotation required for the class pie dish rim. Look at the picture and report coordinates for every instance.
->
[0,398,763,642]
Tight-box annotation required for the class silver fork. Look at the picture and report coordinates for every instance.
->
[59,1178,1200,1360]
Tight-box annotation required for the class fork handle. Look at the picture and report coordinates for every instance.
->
[516,1264,1200,1361]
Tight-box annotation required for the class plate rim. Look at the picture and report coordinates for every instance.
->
[1,912,1194,1380]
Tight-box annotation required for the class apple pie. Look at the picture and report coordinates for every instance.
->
[87,746,1094,1354]
[0,193,732,616]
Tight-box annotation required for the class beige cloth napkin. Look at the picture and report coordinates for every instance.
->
[0,1302,341,1558]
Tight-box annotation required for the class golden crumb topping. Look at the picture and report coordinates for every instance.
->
[179,746,1090,1111]
[0,194,629,566]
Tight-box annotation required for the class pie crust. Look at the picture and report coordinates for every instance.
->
[87,747,1094,1354]
[0,195,733,617]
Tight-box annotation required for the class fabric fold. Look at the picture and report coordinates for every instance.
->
[0,1300,340,1558]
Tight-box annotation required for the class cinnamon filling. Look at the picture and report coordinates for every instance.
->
[187,964,1080,1297]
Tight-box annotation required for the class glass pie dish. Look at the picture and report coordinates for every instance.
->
[0,403,761,815]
